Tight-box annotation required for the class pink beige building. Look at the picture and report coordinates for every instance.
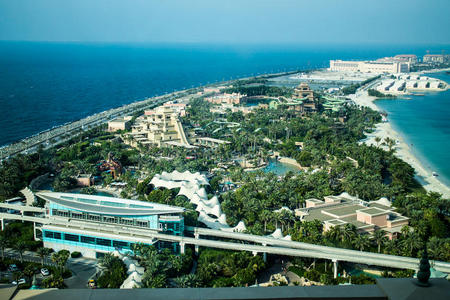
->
[296,193,409,239]
[107,116,132,132]
[205,93,245,105]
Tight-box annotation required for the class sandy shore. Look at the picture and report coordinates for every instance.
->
[351,91,450,198]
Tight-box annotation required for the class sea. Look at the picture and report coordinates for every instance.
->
[376,71,450,187]
[0,41,449,184]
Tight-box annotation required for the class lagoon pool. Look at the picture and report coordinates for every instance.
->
[262,159,302,175]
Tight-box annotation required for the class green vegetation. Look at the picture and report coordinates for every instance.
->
[368,89,396,98]
[0,152,50,200]
[97,254,127,288]
[0,222,42,252]
[70,251,82,258]
[130,244,193,288]
[196,249,265,287]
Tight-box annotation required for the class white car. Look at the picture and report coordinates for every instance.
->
[12,278,26,285]
[40,268,50,276]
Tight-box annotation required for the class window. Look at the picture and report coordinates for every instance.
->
[88,214,101,222]
[54,232,62,239]
[96,238,111,247]
[44,231,54,238]
[113,241,129,249]
[80,236,96,244]
[64,233,79,242]
[70,212,83,219]
[103,216,117,224]
[136,220,148,228]
[120,218,134,226]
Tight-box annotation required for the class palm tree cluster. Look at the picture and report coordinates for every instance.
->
[130,244,193,288]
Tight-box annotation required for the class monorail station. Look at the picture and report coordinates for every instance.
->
[0,190,185,258]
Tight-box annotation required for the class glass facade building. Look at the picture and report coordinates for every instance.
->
[37,192,185,258]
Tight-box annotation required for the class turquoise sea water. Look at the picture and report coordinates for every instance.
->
[375,72,450,186]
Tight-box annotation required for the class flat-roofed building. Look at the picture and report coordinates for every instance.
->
[36,192,185,258]
[329,60,410,73]
[423,54,445,64]
[394,54,418,64]
[107,116,132,132]
[205,93,245,105]
[296,193,408,239]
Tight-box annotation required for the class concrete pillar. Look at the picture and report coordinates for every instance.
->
[179,242,185,255]
[262,243,267,262]
[194,233,199,255]
[333,259,338,279]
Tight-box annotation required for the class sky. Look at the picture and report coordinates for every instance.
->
[0,0,449,45]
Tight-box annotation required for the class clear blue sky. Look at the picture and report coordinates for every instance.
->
[0,0,449,44]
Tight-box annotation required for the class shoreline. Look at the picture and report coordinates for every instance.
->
[351,91,450,198]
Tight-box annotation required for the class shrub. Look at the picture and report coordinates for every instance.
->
[71,251,82,258]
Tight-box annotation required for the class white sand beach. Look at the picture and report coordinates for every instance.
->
[351,91,450,198]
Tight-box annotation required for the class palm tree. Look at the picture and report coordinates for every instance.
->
[341,224,356,245]
[260,210,271,233]
[372,230,387,253]
[374,136,381,147]
[0,236,8,260]
[37,247,51,266]
[13,241,27,263]
[382,137,396,152]
[52,250,70,274]
[400,233,422,257]
[98,252,115,269]
[325,226,341,244]
[352,233,370,251]
[174,274,201,288]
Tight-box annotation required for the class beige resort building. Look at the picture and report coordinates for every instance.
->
[295,193,409,239]
[127,106,193,149]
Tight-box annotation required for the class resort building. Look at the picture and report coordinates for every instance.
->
[163,102,187,117]
[107,116,132,132]
[393,54,418,64]
[271,83,317,114]
[98,153,123,179]
[36,192,185,258]
[423,54,446,64]
[128,106,193,149]
[205,93,246,105]
[329,60,410,73]
[295,193,409,239]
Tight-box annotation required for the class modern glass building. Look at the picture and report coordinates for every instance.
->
[36,192,185,258]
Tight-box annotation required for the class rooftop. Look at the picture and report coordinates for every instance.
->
[37,192,185,216]
[321,204,362,218]
[357,207,389,217]
[7,278,450,300]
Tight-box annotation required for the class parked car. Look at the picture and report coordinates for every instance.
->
[88,279,96,288]
[12,278,26,285]
[8,264,19,272]
[40,268,50,276]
